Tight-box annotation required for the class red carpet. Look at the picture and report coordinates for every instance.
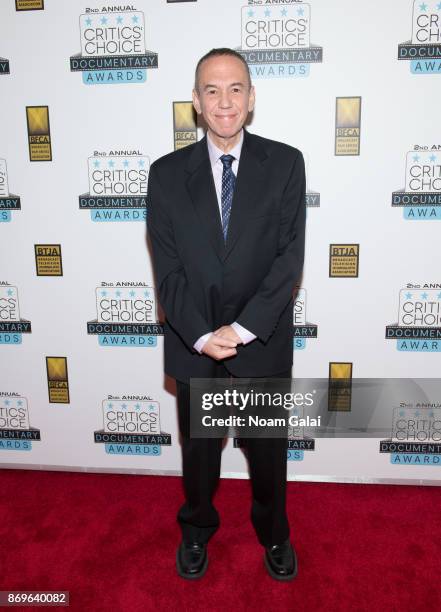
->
[1,469,440,611]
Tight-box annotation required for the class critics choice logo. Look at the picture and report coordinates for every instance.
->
[392,147,441,220]
[398,1,441,74]
[79,151,149,222]
[380,403,441,465]
[0,393,41,452]
[70,7,158,85]
[0,284,32,345]
[94,396,171,456]
[293,288,317,350]
[385,284,441,352]
[0,160,21,223]
[238,1,322,79]
[87,282,163,347]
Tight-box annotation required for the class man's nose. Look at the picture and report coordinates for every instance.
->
[218,90,232,107]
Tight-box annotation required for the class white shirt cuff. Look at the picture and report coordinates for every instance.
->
[231,321,257,345]
[193,332,212,354]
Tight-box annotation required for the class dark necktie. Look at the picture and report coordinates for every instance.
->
[220,154,236,241]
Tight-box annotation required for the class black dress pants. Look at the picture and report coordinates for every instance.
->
[175,363,291,547]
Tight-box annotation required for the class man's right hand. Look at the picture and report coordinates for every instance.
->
[201,333,238,361]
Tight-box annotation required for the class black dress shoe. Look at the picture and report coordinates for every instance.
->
[264,540,297,581]
[176,541,208,579]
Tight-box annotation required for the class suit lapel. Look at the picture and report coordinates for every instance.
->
[185,135,225,262]
[223,130,268,260]
[185,130,268,263]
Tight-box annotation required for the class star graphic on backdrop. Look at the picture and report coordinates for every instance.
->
[5,400,10,406]
[85,17,92,26]
[419,3,427,11]
[248,9,254,17]
[93,160,100,168]
[264,9,271,17]
[414,410,420,417]
[116,16,123,24]
[101,290,107,297]
[100,16,108,25]
[399,410,405,417]
[17,400,23,406]
[132,15,139,23]
[437,2,441,9]
[412,154,420,162]
[116,290,121,297]
[108,160,115,168]
[429,411,435,418]
[429,154,436,162]
[107,403,113,410]
[7,288,13,296]
[297,7,305,15]
[135,404,141,410]
[122,403,127,410]
[138,159,145,167]
[144,290,150,297]
[123,160,129,168]
[437,292,441,299]
[281,8,288,16]
[148,404,156,410]
[129,290,136,297]
[421,292,428,299]
[405,292,412,299]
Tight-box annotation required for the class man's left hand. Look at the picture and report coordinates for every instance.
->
[213,325,242,344]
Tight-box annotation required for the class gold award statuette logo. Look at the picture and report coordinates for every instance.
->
[26,106,52,161]
[46,357,70,404]
[173,102,197,151]
[0,57,10,75]
[329,244,359,278]
[335,97,361,156]
[16,0,44,10]
[328,362,352,412]
[34,244,63,276]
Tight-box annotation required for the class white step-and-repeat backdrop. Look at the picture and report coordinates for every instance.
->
[1,0,440,484]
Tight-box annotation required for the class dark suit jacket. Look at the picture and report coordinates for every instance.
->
[147,129,306,383]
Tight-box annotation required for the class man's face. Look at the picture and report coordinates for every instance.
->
[192,55,255,142]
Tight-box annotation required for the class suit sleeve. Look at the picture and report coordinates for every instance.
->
[147,163,212,352]
[235,150,306,344]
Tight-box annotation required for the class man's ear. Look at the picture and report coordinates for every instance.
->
[248,85,256,113]
[192,88,202,115]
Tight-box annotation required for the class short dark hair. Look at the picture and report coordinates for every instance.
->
[194,47,252,91]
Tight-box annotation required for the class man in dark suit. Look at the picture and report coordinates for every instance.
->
[147,48,306,581]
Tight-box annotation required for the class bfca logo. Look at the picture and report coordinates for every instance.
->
[238,1,322,79]
[70,7,158,84]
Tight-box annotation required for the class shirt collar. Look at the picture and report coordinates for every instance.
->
[206,128,244,167]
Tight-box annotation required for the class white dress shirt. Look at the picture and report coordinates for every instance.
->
[193,129,257,354]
